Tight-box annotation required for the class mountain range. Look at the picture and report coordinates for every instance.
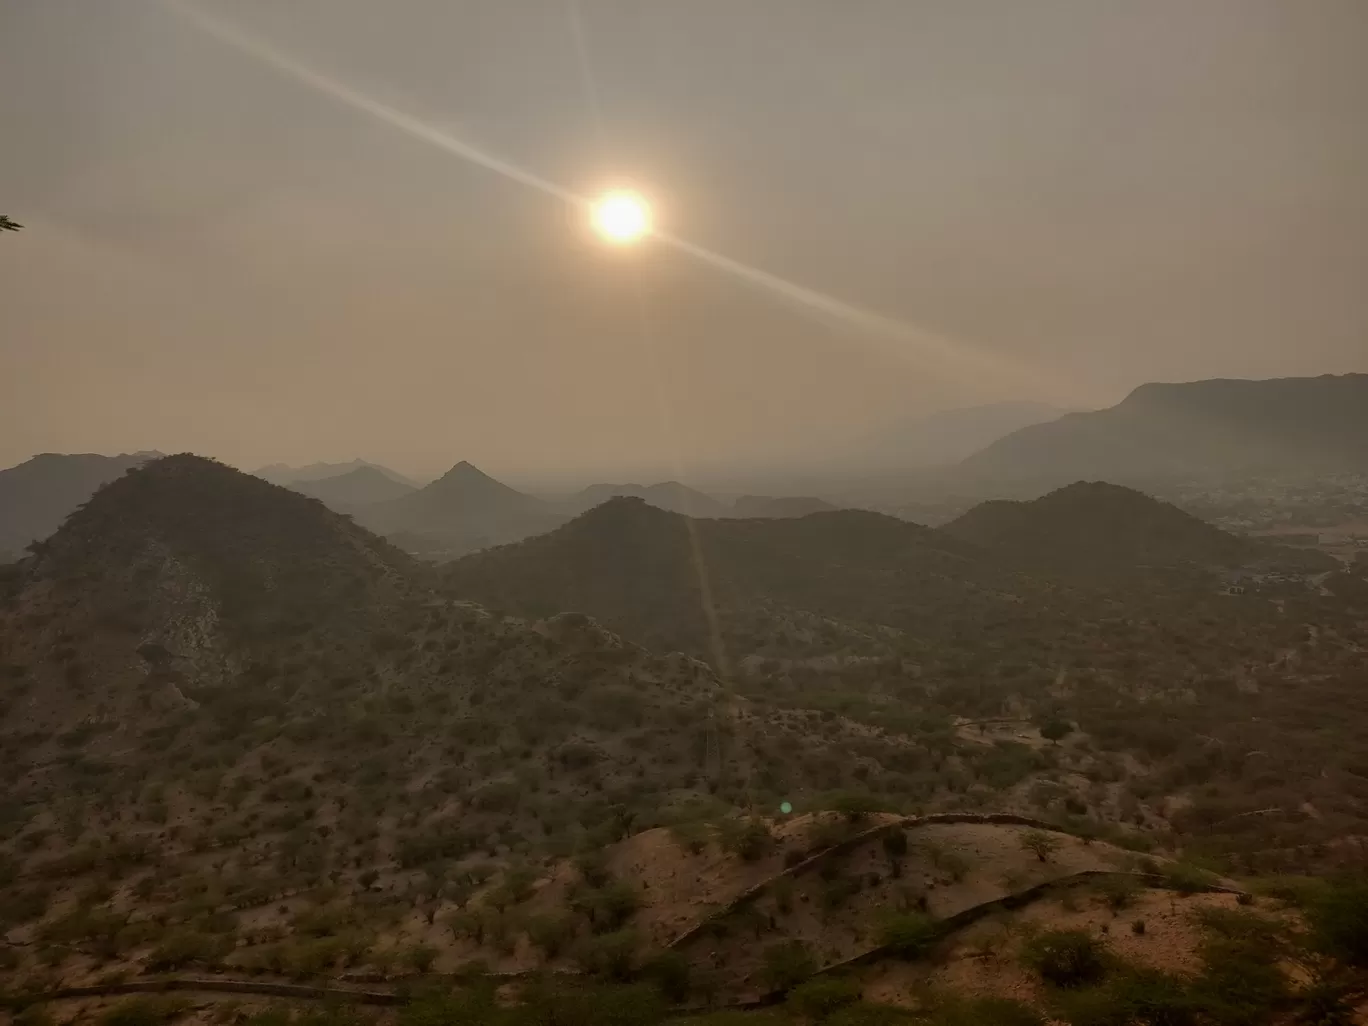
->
[254,458,420,488]
[0,450,161,559]
[957,373,1368,488]
[349,460,568,559]
[289,465,417,507]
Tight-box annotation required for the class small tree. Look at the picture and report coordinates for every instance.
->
[1039,719,1073,744]
[0,216,21,233]
[1021,830,1061,863]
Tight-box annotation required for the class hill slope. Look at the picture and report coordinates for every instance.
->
[0,451,161,559]
[353,461,565,558]
[958,374,1368,485]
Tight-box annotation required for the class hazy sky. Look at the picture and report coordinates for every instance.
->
[2,0,1365,482]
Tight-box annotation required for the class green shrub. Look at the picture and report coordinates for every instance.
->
[643,950,692,1003]
[525,912,576,958]
[761,940,817,993]
[145,931,232,972]
[1022,930,1108,988]
[519,983,665,1026]
[100,997,190,1026]
[719,817,774,862]
[1052,968,1195,1026]
[1097,875,1140,912]
[574,929,640,981]
[576,880,640,933]
[1307,879,1368,966]
[929,996,1043,1026]
[1192,928,1288,1026]
[403,944,438,973]
[787,977,861,1021]
[1161,863,1216,895]
[877,912,939,959]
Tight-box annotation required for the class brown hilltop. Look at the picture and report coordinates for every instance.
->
[442,495,1071,664]
[942,480,1336,579]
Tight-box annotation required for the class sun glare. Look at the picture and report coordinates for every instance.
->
[591,190,652,244]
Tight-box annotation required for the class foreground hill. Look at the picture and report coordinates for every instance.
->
[442,496,1060,664]
[0,456,948,992]
[289,465,417,508]
[0,451,161,559]
[14,806,1368,1026]
[352,461,566,559]
[958,373,1368,486]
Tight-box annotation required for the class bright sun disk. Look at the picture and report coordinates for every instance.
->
[591,190,652,244]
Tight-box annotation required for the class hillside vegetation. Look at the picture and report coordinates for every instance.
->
[4,455,1368,1025]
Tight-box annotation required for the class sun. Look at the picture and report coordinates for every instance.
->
[591,189,652,244]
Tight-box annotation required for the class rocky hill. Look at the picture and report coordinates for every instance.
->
[957,373,1368,487]
[0,451,161,559]
[352,461,566,559]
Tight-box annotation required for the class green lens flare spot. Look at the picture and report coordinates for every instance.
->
[779,801,793,815]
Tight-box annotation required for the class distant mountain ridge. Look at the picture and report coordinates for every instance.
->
[353,460,566,558]
[0,451,163,559]
[850,400,1071,469]
[290,465,416,508]
[958,374,1368,485]
[255,459,419,488]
